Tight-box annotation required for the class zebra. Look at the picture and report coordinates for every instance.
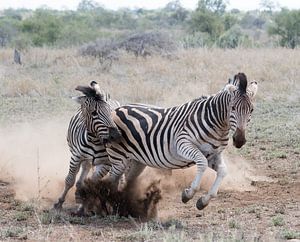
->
[97,73,258,210]
[54,81,121,210]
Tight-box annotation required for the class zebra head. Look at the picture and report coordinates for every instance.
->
[226,73,258,148]
[73,81,121,143]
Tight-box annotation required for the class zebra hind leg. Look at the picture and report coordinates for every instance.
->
[122,161,146,190]
[53,158,81,210]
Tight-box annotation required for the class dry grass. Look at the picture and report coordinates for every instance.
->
[1,47,300,241]
[1,48,299,103]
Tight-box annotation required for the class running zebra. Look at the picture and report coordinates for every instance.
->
[100,73,258,210]
[54,81,121,210]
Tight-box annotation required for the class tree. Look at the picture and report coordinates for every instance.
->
[190,11,223,38]
[164,0,189,25]
[21,10,62,46]
[77,0,101,11]
[189,0,227,40]
[268,9,300,48]
[218,26,249,48]
[197,0,227,15]
[224,14,237,31]
[260,0,278,13]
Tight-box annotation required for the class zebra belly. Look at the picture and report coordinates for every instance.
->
[123,140,195,170]
[197,143,225,159]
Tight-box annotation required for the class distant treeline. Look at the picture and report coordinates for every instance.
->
[0,0,299,49]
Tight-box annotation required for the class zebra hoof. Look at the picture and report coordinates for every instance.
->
[181,189,191,203]
[196,197,208,210]
[72,205,85,217]
[53,201,62,210]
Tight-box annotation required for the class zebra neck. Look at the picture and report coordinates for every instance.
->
[86,132,100,143]
[196,92,231,131]
[77,110,98,142]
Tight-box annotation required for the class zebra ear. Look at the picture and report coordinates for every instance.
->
[247,81,258,98]
[90,81,105,100]
[224,84,237,94]
[237,73,247,94]
[72,96,86,104]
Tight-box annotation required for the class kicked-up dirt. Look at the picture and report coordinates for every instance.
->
[0,149,299,241]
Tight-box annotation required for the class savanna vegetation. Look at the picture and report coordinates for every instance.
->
[0,0,300,49]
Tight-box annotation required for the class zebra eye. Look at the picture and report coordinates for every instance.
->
[91,111,98,116]
[232,106,236,111]
[250,108,254,113]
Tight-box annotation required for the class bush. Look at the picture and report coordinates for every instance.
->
[189,10,223,39]
[79,38,119,65]
[21,10,62,46]
[79,31,177,64]
[268,8,300,48]
[218,25,250,48]
[182,32,213,48]
[119,31,177,57]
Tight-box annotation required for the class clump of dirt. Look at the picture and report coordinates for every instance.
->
[76,178,162,221]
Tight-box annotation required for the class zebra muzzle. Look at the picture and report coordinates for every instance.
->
[233,128,246,148]
[108,127,122,141]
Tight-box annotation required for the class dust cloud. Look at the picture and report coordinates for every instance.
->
[0,118,71,203]
[144,151,257,196]
[0,116,263,211]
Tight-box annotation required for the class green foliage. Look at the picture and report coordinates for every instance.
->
[182,32,213,48]
[164,1,189,26]
[189,10,224,40]
[223,13,238,30]
[271,215,285,226]
[189,0,228,42]
[228,219,240,229]
[282,229,300,240]
[218,25,250,48]
[268,9,300,48]
[260,0,277,13]
[0,1,297,49]
[77,0,102,11]
[21,9,62,46]
[240,11,266,29]
[0,15,20,47]
[197,0,227,15]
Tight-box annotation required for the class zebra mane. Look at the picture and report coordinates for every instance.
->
[233,73,247,94]
[192,95,208,102]
[75,81,105,101]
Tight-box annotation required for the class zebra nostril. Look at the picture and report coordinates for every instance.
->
[109,127,121,140]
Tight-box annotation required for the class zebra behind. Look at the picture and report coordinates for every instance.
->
[54,81,121,210]
[101,73,258,210]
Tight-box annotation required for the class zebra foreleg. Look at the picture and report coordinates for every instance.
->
[102,149,129,191]
[91,164,111,181]
[54,158,81,209]
[74,160,92,215]
[76,160,92,189]
[196,154,227,210]
[176,140,208,204]
[74,164,112,217]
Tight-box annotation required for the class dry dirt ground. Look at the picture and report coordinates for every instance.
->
[0,148,299,241]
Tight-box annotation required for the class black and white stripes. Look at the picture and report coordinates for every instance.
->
[102,73,258,210]
[54,81,120,210]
